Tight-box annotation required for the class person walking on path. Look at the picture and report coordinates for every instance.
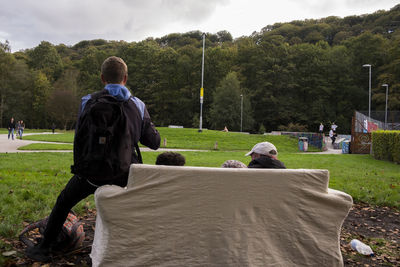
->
[7,117,16,140]
[329,129,336,145]
[25,56,161,262]
[19,120,25,139]
[319,123,324,134]
[331,122,338,132]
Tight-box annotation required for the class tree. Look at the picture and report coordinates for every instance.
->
[210,72,253,131]
[27,41,64,81]
[47,89,79,129]
[0,43,16,127]
[47,68,80,129]
[6,60,34,127]
[77,46,107,97]
[31,71,52,128]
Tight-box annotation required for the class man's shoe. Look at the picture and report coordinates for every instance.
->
[25,242,51,262]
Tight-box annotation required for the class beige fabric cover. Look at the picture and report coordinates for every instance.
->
[91,164,352,267]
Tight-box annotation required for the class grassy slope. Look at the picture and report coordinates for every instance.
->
[18,143,73,150]
[18,127,321,152]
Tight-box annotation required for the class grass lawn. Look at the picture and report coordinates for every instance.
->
[18,143,73,150]
[0,128,51,135]
[18,132,73,143]
[17,127,321,152]
[0,128,399,241]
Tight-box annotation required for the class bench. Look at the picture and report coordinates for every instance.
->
[91,164,352,266]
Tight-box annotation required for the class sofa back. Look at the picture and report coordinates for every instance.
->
[91,164,352,267]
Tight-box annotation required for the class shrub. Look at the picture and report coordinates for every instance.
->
[372,130,400,164]
[278,122,308,132]
[258,124,266,134]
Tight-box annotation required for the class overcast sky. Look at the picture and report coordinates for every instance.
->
[1,0,399,52]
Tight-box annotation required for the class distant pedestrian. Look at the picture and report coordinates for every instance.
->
[19,120,25,139]
[51,123,56,134]
[7,117,15,140]
[319,123,324,134]
[329,129,336,145]
[16,120,21,138]
[331,122,338,132]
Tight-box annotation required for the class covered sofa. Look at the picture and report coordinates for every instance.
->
[90,164,352,266]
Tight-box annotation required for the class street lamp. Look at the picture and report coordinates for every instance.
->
[240,94,243,132]
[362,64,372,118]
[382,84,389,129]
[199,33,206,133]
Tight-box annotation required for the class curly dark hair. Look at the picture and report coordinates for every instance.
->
[156,152,186,166]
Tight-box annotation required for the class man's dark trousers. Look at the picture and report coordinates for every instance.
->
[42,175,127,245]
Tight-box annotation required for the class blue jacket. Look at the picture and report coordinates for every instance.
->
[80,84,145,119]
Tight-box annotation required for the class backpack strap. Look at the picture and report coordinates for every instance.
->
[135,143,142,163]
[90,89,108,100]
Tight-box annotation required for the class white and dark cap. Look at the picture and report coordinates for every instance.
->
[245,141,278,157]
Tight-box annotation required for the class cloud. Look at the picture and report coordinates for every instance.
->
[1,0,228,51]
[1,0,398,51]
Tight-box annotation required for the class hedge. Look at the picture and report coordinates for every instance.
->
[371,130,400,164]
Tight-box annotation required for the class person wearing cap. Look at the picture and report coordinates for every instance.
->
[245,141,286,169]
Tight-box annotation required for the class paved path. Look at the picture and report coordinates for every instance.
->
[0,133,72,153]
[0,133,343,154]
[304,136,343,154]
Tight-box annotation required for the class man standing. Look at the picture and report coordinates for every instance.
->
[331,122,338,132]
[319,123,324,134]
[329,129,336,145]
[7,117,15,140]
[26,56,160,262]
[246,141,286,169]
[19,120,25,139]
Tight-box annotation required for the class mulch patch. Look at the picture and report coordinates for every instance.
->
[341,203,400,266]
[2,203,399,266]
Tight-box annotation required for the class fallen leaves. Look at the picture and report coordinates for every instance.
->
[2,250,17,256]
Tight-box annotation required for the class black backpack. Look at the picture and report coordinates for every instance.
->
[71,90,141,182]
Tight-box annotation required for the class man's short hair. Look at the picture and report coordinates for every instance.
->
[156,152,186,166]
[101,56,128,84]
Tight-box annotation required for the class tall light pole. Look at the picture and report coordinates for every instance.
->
[382,84,389,129]
[240,94,243,132]
[362,64,372,118]
[199,33,206,133]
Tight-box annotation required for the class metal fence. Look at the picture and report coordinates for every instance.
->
[357,110,400,130]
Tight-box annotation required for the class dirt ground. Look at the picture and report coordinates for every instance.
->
[3,202,399,267]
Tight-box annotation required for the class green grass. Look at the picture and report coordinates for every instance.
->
[18,127,321,152]
[18,143,73,150]
[0,128,399,240]
[20,132,73,143]
[0,128,51,134]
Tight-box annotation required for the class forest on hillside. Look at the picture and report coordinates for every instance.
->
[1,4,400,133]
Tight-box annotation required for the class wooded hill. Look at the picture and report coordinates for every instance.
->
[1,4,400,133]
